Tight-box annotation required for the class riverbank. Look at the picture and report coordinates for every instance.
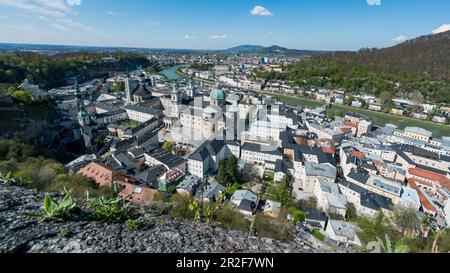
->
[260,92,450,138]
[175,67,215,84]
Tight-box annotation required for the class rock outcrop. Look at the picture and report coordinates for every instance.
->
[0,184,329,253]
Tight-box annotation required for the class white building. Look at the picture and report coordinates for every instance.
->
[325,220,362,247]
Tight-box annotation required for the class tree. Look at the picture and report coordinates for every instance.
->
[216,160,227,185]
[346,95,355,106]
[389,206,424,239]
[345,203,357,221]
[226,155,238,184]
[162,141,174,153]
[113,81,124,93]
[379,91,393,105]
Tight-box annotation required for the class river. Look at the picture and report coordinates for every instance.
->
[159,65,186,81]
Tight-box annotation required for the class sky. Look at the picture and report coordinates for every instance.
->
[0,0,449,51]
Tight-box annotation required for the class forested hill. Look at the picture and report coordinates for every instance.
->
[0,52,151,90]
[258,31,450,103]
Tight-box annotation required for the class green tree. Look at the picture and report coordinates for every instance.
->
[226,155,238,184]
[345,203,358,221]
[162,141,174,153]
[113,81,124,93]
[216,160,227,185]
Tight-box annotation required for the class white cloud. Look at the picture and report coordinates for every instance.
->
[268,31,273,35]
[0,0,67,17]
[141,19,160,27]
[35,0,71,12]
[209,34,227,39]
[250,6,273,16]
[432,24,450,34]
[107,11,129,17]
[66,0,81,6]
[367,0,381,6]
[184,35,196,40]
[392,35,407,42]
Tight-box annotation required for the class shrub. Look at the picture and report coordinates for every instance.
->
[170,194,198,219]
[47,174,113,198]
[88,197,136,224]
[214,207,250,233]
[125,219,140,230]
[11,90,32,104]
[312,230,325,241]
[254,213,293,243]
[290,209,305,224]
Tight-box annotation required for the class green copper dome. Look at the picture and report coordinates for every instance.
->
[210,89,226,101]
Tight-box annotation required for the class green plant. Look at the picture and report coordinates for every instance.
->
[0,171,28,186]
[188,198,201,221]
[377,235,409,253]
[58,228,70,238]
[312,230,325,241]
[39,190,77,220]
[88,197,135,224]
[155,219,165,229]
[125,219,140,230]
[290,209,305,225]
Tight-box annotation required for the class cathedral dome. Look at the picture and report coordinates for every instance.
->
[210,89,226,101]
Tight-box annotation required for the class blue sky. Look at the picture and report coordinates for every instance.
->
[0,0,449,50]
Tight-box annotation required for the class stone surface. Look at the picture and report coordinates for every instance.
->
[0,185,328,253]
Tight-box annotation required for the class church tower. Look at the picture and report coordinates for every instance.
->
[75,82,90,127]
[125,74,133,105]
[171,80,181,118]
[187,77,195,99]
[75,81,94,152]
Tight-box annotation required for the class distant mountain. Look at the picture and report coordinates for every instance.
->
[223,45,264,54]
[253,45,329,57]
[223,44,329,57]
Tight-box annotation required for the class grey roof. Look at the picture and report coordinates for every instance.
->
[328,220,359,239]
[231,190,259,203]
[136,165,167,188]
[146,147,186,169]
[236,199,257,213]
[304,208,328,222]
[347,169,370,184]
[113,152,137,169]
[195,182,225,202]
[176,175,202,195]
[188,139,226,161]
[360,191,393,211]
[405,127,432,138]
[242,142,282,156]
[304,162,336,179]
[124,104,162,116]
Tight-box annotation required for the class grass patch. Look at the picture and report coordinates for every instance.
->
[116,119,142,128]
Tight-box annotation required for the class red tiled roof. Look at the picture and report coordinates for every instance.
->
[408,180,437,213]
[322,147,336,155]
[344,121,358,128]
[352,150,366,159]
[77,162,114,188]
[118,182,158,205]
[409,168,450,191]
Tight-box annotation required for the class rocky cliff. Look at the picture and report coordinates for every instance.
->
[0,185,329,253]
